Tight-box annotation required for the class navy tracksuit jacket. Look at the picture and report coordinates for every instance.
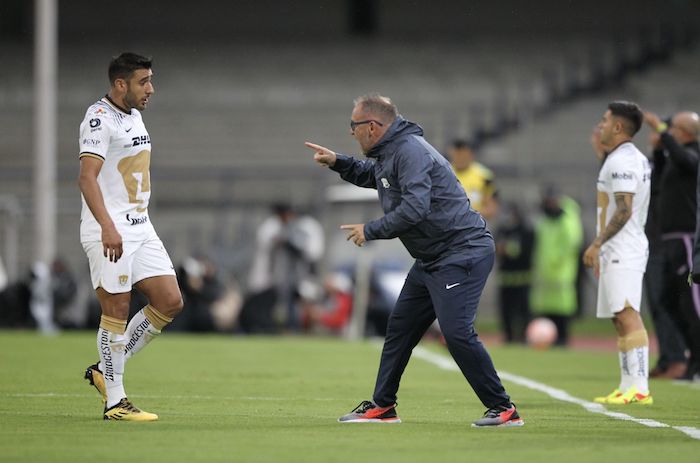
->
[330,117,511,409]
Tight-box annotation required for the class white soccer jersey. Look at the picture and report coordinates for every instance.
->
[79,97,156,242]
[596,142,651,272]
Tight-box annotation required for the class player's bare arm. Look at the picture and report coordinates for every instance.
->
[305,141,337,167]
[583,192,633,270]
[78,156,123,262]
[595,192,633,246]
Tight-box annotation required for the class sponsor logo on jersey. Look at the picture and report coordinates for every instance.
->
[89,118,101,128]
[118,275,129,286]
[611,172,633,180]
[131,135,150,147]
[126,214,149,226]
[82,138,101,146]
[94,108,106,115]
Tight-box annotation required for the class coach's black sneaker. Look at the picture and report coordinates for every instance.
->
[84,362,107,403]
[338,400,401,423]
[472,403,524,427]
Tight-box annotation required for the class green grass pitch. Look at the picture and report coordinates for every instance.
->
[0,331,698,462]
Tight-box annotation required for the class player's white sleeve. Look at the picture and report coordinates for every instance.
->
[608,155,638,194]
[78,111,110,160]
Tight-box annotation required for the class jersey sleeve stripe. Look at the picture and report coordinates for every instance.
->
[79,152,105,161]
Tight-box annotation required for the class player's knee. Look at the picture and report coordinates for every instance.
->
[163,294,184,317]
[102,298,130,320]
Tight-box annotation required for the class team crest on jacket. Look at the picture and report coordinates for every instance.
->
[381,178,390,189]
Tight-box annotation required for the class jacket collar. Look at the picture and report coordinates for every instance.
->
[366,116,424,160]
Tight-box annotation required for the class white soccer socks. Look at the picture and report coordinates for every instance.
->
[123,305,171,362]
[96,307,173,408]
[97,315,127,408]
[617,330,650,394]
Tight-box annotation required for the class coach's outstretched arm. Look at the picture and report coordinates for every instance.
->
[305,141,377,189]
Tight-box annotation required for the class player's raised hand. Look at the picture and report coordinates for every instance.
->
[305,141,337,167]
[643,111,662,130]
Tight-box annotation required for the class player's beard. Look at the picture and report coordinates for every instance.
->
[124,86,144,111]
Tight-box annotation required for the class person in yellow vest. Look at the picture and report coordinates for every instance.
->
[530,187,583,346]
[448,139,499,221]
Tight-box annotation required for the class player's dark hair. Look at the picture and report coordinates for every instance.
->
[108,52,152,85]
[354,93,398,124]
[608,101,643,136]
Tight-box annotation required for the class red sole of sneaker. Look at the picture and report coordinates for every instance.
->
[338,418,402,423]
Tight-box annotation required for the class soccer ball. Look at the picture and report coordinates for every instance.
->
[526,317,558,350]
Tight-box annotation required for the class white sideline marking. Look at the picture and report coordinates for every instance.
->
[412,346,700,441]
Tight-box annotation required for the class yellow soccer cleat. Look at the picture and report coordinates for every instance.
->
[593,389,622,404]
[84,362,107,403]
[607,387,653,405]
[103,398,159,421]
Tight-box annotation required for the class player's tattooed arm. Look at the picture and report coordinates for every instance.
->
[593,192,633,247]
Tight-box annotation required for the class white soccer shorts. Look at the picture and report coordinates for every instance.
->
[596,267,644,318]
[82,238,176,294]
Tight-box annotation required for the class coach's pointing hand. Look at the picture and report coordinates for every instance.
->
[305,141,337,167]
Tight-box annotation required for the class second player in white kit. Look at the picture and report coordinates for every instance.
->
[595,141,651,318]
[584,101,653,406]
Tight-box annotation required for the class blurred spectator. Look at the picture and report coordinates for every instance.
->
[170,255,224,332]
[643,125,688,379]
[301,272,353,334]
[240,203,324,333]
[0,253,7,294]
[51,258,78,328]
[209,278,243,332]
[0,274,32,328]
[0,253,31,328]
[645,110,700,380]
[495,202,534,343]
[29,262,58,334]
[447,139,499,221]
[530,188,583,346]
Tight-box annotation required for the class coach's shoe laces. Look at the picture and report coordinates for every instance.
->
[472,403,524,427]
[103,398,158,421]
[593,389,622,404]
[84,362,107,403]
[606,387,653,405]
[338,400,401,423]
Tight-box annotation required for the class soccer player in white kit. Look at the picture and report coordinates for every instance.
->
[584,101,653,405]
[78,53,183,420]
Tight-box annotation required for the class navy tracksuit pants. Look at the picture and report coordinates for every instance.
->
[372,251,511,409]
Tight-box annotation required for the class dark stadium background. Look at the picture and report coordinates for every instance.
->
[1,0,698,328]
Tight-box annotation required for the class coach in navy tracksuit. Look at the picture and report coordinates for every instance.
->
[305,94,522,427]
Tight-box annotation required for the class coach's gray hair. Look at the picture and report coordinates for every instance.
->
[354,93,398,124]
